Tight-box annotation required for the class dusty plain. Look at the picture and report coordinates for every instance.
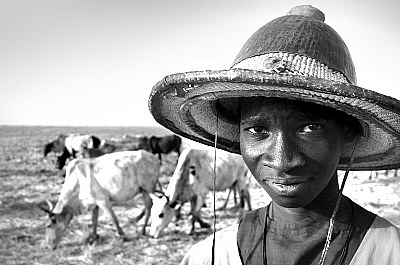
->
[1,125,399,265]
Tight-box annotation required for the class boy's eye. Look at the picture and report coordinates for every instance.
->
[247,126,268,134]
[300,124,323,133]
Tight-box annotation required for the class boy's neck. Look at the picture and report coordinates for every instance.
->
[270,201,338,223]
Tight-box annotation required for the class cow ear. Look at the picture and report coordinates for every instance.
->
[149,193,160,202]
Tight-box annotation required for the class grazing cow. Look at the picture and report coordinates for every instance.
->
[149,148,251,238]
[40,150,160,249]
[44,134,101,170]
[148,134,182,160]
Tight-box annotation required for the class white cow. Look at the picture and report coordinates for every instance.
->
[41,150,160,249]
[149,148,251,238]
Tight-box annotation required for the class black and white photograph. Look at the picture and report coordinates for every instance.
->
[1,0,400,264]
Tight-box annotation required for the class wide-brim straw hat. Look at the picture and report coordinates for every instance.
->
[148,5,400,170]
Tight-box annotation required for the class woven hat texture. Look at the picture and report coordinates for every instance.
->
[148,5,400,170]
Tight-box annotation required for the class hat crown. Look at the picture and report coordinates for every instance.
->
[232,5,356,84]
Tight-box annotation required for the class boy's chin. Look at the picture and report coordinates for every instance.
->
[270,195,314,209]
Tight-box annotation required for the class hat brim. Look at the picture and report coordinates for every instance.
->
[148,69,400,170]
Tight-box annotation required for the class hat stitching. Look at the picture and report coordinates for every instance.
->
[232,53,349,83]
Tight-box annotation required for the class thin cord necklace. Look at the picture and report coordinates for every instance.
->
[211,105,219,265]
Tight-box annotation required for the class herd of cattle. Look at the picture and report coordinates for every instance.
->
[40,133,252,249]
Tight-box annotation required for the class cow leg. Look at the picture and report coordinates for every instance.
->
[86,205,100,245]
[130,191,152,229]
[244,189,252,211]
[140,192,152,235]
[97,201,124,237]
[233,185,238,206]
[132,210,145,223]
[189,196,210,235]
[131,192,147,224]
[220,182,242,212]
[217,186,233,211]
[189,198,197,234]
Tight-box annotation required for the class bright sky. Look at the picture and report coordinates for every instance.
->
[1,0,399,126]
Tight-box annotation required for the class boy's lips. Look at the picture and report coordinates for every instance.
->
[263,177,311,195]
[263,176,310,185]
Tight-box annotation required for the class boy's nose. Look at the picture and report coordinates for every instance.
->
[263,133,305,173]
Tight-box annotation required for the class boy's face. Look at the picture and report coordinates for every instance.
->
[239,97,348,208]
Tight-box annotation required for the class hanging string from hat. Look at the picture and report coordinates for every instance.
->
[318,135,360,265]
[211,104,219,265]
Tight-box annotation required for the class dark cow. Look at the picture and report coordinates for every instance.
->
[148,134,182,160]
[44,134,101,170]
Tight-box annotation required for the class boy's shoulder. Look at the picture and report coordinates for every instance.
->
[350,215,400,265]
[179,223,241,265]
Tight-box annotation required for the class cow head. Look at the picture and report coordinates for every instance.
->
[44,142,55,157]
[39,200,73,249]
[149,192,179,238]
[53,135,67,153]
[148,136,160,154]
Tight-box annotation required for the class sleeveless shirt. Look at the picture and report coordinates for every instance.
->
[237,197,375,265]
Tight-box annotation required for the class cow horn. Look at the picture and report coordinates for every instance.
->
[45,199,54,211]
[38,204,52,214]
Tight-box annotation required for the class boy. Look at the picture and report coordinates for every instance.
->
[148,5,400,265]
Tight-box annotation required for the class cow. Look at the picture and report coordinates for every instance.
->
[148,134,182,161]
[148,148,251,238]
[39,150,160,249]
[44,134,101,170]
[82,135,151,158]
